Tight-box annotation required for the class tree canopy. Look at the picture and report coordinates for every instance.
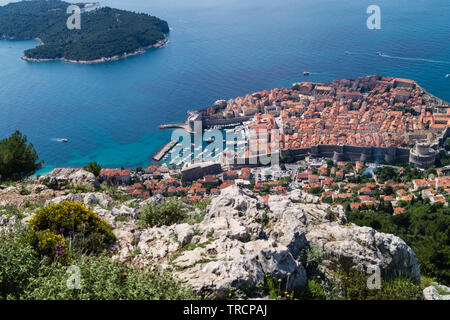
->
[0,130,43,181]
[0,0,169,61]
[84,161,102,177]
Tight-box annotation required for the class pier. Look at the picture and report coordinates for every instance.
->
[152,140,178,161]
[158,123,193,133]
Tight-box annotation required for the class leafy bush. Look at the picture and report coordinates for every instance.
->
[139,199,186,227]
[299,280,327,300]
[338,270,423,300]
[29,201,115,254]
[305,244,325,270]
[22,229,73,264]
[0,227,39,299]
[0,130,43,181]
[21,255,198,300]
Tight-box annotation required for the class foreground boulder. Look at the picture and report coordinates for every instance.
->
[306,224,421,284]
[45,192,112,208]
[423,283,450,300]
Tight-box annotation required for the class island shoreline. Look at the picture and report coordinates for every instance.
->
[20,36,169,64]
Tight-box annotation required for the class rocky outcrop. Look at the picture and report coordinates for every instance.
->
[0,184,62,209]
[45,192,112,208]
[40,168,99,189]
[108,185,421,298]
[0,179,422,298]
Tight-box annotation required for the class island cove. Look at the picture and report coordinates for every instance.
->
[157,74,449,170]
[0,0,169,64]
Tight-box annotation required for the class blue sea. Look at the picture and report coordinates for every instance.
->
[0,0,449,174]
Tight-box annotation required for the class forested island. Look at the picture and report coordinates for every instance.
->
[0,0,169,63]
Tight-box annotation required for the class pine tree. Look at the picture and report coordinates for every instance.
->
[0,130,43,181]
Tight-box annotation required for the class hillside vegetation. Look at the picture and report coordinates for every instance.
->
[0,0,169,61]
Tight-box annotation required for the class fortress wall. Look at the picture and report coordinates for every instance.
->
[436,126,450,147]
[281,144,412,164]
[202,116,253,127]
[281,148,310,160]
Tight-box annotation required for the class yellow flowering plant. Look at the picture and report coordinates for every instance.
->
[22,229,73,264]
[28,201,115,254]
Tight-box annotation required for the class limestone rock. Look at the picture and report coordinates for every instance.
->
[423,286,442,300]
[171,237,306,299]
[45,192,112,208]
[107,185,421,298]
[68,169,99,188]
[423,283,450,300]
[174,223,195,246]
[306,223,421,284]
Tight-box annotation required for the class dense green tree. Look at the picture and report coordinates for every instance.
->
[0,130,43,181]
[83,161,102,177]
[383,185,394,196]
[0,0,169,61]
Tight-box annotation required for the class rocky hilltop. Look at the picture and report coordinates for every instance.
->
[107,186,420,298]
[1,170,426,299]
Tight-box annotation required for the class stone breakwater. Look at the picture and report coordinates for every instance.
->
[21,37,169,64]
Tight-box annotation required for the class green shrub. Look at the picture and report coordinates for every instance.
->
[29,201,115,254]
[338,270,423,300]
[264,276,281,300]
[299,280,327,300]
[305,244,325,270]
[139,199,186,227]
[0,227,39,300]
[21,255,198,300]
[189,198,212,212]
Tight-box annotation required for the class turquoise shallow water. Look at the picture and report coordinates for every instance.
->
[0,0,449,174]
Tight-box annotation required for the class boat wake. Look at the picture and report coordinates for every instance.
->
[345,51,450,65]
[378,53,450,65]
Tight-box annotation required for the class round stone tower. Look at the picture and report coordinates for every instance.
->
[409,143,436,169]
